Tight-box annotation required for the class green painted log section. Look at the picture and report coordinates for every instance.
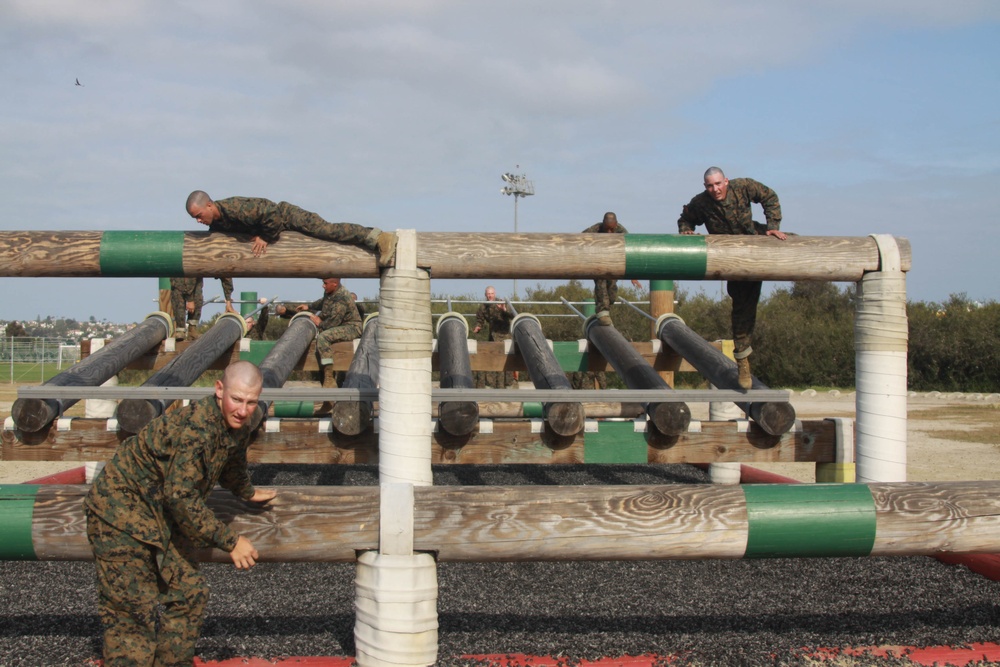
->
[2,482,998,562]
[0,231,910,281]
[0,485,38,559]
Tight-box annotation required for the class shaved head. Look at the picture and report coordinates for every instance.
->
[222,360,263,390]
[186,190,212,213]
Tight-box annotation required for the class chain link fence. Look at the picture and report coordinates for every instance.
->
[0,337,81,384]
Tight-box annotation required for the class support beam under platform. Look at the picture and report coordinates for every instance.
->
[3,417,841,466]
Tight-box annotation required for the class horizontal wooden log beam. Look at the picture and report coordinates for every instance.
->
[0,231,910,281]
[2,417,838,465]
[3,480,996,562]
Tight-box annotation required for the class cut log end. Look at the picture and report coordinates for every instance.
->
[646,402,692,437]
[331,401,373,437]
[438,401,479,437]
[115,399,161,434]
[10,398,59,433]
[753,402,797,436]
[544,402,586,437]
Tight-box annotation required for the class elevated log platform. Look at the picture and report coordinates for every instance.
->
[0,231,909,281]
[2,416,840,466]
[2,480,995,562]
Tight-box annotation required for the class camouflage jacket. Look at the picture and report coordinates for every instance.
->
[475,302,513,340]
[677,177,781,235]
[582,222,630,235]
[209,196,328,244]
[84,395,255,553]
[299,284,362,333]
[171,277,234,302]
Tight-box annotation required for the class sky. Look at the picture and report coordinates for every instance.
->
[1,0,998,324]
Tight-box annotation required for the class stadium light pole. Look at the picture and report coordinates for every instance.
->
[500,167,535,297]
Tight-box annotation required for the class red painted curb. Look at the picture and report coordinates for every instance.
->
[24,466,87,485]
[186,645,1000,667]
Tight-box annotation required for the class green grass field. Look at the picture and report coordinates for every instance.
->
[0,362,73,385]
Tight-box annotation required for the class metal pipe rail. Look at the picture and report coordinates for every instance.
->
[15,386,789,403]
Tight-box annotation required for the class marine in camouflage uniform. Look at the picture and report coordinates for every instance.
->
[277,278,362,387]
[677,167,787,388]
[582,212,640,326]
[170,277,235,338]
[84,362,272,667]
[473,286,515,389]
[185,191,397,267]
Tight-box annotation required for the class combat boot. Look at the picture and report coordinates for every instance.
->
[734,349,752,390]
[376,232,398,268]
[596,310,613,326]
[186,324,200,341]
[315,364,336,415]
[321,364,337,388]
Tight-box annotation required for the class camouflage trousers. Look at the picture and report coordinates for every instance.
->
[280,204,374,248]
[570,371,607,390]
[316,322,364,365]
[727,280,763,354]
[474,333,516,389]
[87,512,208,667]
[593,279,619,314]
[170,278,204,327]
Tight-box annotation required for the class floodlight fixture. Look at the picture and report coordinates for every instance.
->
[499,166,535,297]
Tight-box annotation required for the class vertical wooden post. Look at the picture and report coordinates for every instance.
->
[649,279,674,386]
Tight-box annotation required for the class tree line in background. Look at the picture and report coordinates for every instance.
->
[19,281,994,392]
[488,281,997,392]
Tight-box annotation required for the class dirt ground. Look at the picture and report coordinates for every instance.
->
[1,388,998,484]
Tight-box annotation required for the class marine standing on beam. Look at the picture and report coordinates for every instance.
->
[677,167,788,389]
[582,212,641,327]
[185,190,398,267]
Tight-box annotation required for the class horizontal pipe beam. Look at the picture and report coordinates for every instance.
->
[0,231,910,281]
[2,480,995,562]
[15,387,789,403]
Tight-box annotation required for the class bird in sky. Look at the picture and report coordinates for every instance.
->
[75,78,83,86]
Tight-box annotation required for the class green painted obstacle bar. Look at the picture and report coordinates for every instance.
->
[0,485,38,560]
[625,235,707,279]
[585,421,647,464]
[743,484,877,558]
[99,231,186,277]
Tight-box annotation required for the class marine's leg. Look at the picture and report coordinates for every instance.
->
[155,542,209,667]
[88,513,161,667]
[594,280,613,325]
[727,280,762,389]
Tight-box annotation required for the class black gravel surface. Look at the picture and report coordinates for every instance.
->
[2,464,999,666]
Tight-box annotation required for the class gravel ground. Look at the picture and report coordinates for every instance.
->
[2,463,999,666]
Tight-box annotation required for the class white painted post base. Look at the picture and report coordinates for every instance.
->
[354,551,438,667]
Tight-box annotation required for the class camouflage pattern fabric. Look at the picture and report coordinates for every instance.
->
[84,394,256,665]
[677,177,783,353]
[210,197,374,247]
[474,303,515,389]
[87,513,208,667]
[170,277,234,326]
[570,370,607,390]
[282,284,362,364]
[582,221,629,313]
[676,177,782,235]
